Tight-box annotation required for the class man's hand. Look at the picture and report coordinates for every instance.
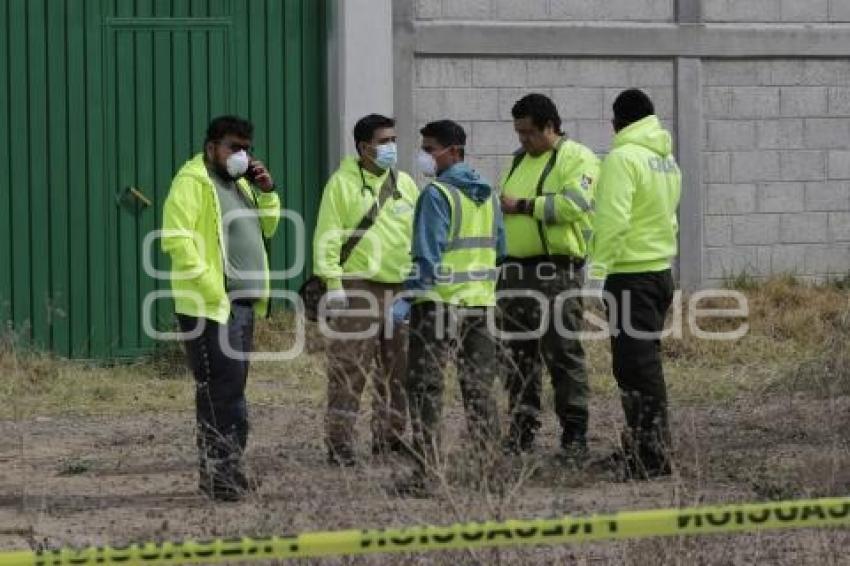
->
[325,289,348,311]
[391,298,412,324]
[500,196,521,214]
[500,196,533,215]
[249,159,275,192]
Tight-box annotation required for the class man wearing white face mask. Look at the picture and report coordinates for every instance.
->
[313,114,419,466]
[162,115,281,501]
[393,120,506,495]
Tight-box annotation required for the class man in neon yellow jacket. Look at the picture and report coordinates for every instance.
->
[162,116,281,501]
[590,89,681,480]
[313,114,419,466]
[498,93,599,462]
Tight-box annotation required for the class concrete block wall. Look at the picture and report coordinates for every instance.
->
[704,0,850,23]
[415,0,675,22]
[414,57,676,190]
[703,60,850,284]
[397,0,850,287]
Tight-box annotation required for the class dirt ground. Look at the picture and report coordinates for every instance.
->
[1,375,848,565]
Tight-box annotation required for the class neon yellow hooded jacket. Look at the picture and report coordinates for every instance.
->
[313,157,419,290]
[590,116,681,279]
[161,154,281,323]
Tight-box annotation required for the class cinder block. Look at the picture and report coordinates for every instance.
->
[729,87,781,119]
[828,87,850,116]
[706,184,757,214]
[416,88,500,121]
[707,120,757,151]
[527,60,584,87]
[732,214,781,245]
[802,61,850,86]
[551,88,604,120]
[704,87,733,117]
[805,244,850,273]
[731,151,781,182]
[705,247,763,279]
[550,0,673,21]
[771,245,808,273]
[828,150,850,179]
[574,60,631,88]
[627,61,676,87]
[417,58,472,87]
[763,61,806,86]
[492,0,549,20]
[829,212,850,241]
[779,150,827,181]
[832,0,850,21]
[758,182,805,213]
[805,181,850,211]
[416,0,442,19]
[780,212,830,243]
[470,121,518,155]
[804,119,850,149]
[705,215,732,247]
[441,0,491,19]
[757,119,804,150]
[781,0,829,21]
[779,87,829,117]
[704,152,731,183]
[705,62,762,86]
[472,59,528,87]
[576,120,614,153]
[704,0,782,21]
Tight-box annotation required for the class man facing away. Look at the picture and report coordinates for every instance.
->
[162,115,281,501]
[498,93,600,464]
[395,119,506,495]
[590,89,681,480]
[313,114,419,466]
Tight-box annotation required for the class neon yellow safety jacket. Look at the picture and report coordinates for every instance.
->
[500,138,599,259]
[590,115,681,279]
[313,156,419,290]
[161,154,281,323]
[429,181,499,307]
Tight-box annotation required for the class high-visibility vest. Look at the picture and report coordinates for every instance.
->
[429,181,498,307]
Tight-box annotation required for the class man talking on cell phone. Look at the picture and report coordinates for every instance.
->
[162,115,281,501]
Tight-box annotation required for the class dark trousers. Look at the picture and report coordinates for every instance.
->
[497,261,588,446]
[406,302,499,469]
[178,301,255,479]
[604,270,674,471]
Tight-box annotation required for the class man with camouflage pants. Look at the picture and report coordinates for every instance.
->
[498,94,600,463]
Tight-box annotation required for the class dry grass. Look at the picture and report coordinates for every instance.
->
[1,276,849,564]
[2,276,848,417]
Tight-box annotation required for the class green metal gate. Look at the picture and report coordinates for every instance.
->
[0,0,327,359]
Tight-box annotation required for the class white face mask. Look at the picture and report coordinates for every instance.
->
[416,150,438,177]
[226,150,250,179]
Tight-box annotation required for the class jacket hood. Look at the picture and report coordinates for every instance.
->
[437,162,492,204]
[613,115,673,157]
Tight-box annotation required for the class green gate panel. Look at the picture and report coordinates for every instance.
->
[0,0,327,359]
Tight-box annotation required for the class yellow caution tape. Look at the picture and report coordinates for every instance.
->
[0,497,847,566]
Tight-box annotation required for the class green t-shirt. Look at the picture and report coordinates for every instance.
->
[210,170,266,298]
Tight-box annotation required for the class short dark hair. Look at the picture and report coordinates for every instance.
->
[205,115,253,145]
[420,120,466,158]
[613,89,655,127]
[511,93,563,135]
[353,114,395,151]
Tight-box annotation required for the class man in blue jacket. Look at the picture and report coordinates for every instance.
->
[394,120,506,495]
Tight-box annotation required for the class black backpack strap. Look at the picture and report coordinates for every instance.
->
[339,169,397,266]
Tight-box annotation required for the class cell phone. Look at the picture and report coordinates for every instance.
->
[245,163,260,183]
